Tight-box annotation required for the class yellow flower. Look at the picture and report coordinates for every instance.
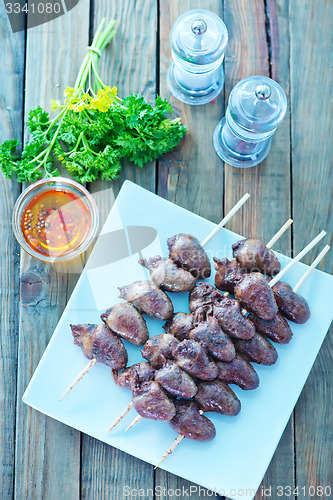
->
[64,87,76,98]
[105,86,118,98]
[63,86,117,113]
[51,99,59,112]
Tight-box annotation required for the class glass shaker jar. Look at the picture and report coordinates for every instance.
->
[168,9,228,105]
[213,75,287,167]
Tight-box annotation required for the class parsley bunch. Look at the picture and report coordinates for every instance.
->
[0,19,186,183]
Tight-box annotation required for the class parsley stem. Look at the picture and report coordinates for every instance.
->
[64,132,84,155]
[28,108,69,169]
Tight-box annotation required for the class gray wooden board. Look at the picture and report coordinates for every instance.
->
[290,1,333,498]
[13,2,90,499]
[0,3,24,499]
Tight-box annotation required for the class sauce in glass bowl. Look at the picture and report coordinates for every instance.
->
[13,178,99,262]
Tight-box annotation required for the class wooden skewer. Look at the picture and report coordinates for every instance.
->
[200,193,250,247]
[59,358,97,401]
[125,414,143,431]
[106,401,134,434]
[269,230,326,288]
[293,245,330,293]
[266,218,293,249]
[223,218,293,304]
[238,230,326,314]
[154,435,184,469]
[154,409,204,468]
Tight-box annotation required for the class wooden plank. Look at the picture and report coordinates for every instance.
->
[290,0,333,496]
[223,1,294,498]
[157,1,225,499]
[13,2,90,499]
[158,0,224,224]
[0,3,24,499]
[80,0,157,497]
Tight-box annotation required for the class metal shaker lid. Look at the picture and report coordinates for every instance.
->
[228,76,287,134]
[170,9,228,65]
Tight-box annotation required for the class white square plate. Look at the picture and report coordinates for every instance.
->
[23,180,333,500]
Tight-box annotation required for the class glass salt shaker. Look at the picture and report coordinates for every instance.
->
[213,75,287,167]
[168,9,228,105]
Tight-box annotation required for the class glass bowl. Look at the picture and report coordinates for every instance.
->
[12,177,99,262]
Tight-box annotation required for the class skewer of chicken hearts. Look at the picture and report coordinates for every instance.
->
[190,234,326,362]
[213,218,293,319]
[154,399,216,469]
[214,239,328,348]
[215,246,329,367]
[154,376,247,470]
[60,194,250,399]
[213,230,326,325]
[59,302,149,400]
[155,378,245,470]
[59,323,129,400]
[139,193,251,291]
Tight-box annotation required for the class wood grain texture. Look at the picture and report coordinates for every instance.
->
[13,2,90,499]
[158,0,224,224]
[223,1,294,498]
[0,4,24,499]
[223,0,292,242]
[80,1,157,498]
[290,1,332,497]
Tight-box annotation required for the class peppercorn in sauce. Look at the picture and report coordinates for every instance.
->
[21,189,92,258]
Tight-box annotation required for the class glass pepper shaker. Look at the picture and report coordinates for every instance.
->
[168,9,228,105]
[213,75,287,167]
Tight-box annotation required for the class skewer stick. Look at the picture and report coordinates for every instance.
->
[106,401,134,434]
[59,358,97,401]
[266,218,293,249]
[223,218,293,301]
[269,230,326,288]
[293,245,330,293]
[125,414,143,431]
[154,435,185,469]
[201,193,250,248]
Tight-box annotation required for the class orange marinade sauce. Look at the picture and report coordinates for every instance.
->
[21,188,92,258]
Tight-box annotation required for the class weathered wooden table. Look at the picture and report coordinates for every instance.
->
[1,1,332,499]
